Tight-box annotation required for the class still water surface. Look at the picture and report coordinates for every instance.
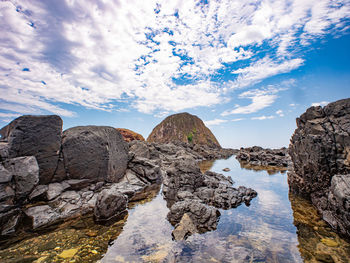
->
[100,156,350,263]
[1,156,349,262]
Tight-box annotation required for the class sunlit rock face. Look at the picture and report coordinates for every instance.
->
[289,98,350,238]
[147,112,221,148]
[116,128,145,142]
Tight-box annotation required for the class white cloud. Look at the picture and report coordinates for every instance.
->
[0,0,348,121]
[276,110,284,117]
[311,101,329,107]
[231,57,304,89]
[289,103,296,107]
[232,118,245,122]
[251,115,275,120]
[221,87,285,116]
[204,119,228,126]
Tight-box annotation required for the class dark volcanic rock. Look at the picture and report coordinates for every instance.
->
[62,126,129,183]
[147,112,221,148]
[3,156,39,200]
[289,98,350,238]
[94,188,128,223]
[236,146,290,168]
[0,115,62,184]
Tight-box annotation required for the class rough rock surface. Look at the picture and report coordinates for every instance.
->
[147,112,221,148]
[94,188,128,223]
[289,98,350,238]
[62,126,129,183]
[116,128,145,142]
[236,146,290,168]
[0,115,62,184]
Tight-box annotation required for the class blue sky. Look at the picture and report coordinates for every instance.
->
[0,0,350,148]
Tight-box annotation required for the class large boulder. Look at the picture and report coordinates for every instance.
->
[289,98,350,237]
[147,112,221,148]
[62,126,128,183]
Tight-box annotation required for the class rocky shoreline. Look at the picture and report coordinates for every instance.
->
[0,115,256,246]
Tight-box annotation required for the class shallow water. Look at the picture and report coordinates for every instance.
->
[1,156,349,262]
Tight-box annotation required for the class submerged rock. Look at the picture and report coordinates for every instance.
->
[289,98,350,238]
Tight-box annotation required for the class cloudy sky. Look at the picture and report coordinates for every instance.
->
[1,0,350,148]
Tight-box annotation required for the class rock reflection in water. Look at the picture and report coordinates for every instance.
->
[198,159,215,173]
[239,160,287,175]
[289,194,350,263]
[0,184,161,263]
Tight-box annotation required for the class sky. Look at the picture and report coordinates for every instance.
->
[0,0,350,148]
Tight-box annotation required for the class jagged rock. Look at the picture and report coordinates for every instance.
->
[236,146,290,168]
[172,213,198,241]
[0,115,63,184]
[116,128,145,142]
[0,163,12,183]
[94,188,128,223]
[0,142,9,160]
[167,200,220,232]
[29,185,48,201]
[289,98,350,238]
[62,126,128,183]
[46,182,70,201]
[0,185,14,202]
[0,208,21,236]
[128,156,162,184]
[3,156,39,200]
[25,205,61,229]
[147,112,221,148]
[65,179,91,190]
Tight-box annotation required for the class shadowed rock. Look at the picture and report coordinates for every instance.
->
[0,115,62,184]
[289,98,350,238]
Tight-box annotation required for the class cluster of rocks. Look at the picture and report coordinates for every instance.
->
[128,140,257,240]
[236,146,290,168]
[289,98,350,238]
[0,115,256,243]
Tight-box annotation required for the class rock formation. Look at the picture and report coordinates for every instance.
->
[289,98,350,238]
[147,112,221,148]
[236,146,290,169]
[116,128,145,142]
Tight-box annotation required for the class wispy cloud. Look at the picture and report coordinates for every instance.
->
[204,119,228,126]
[221,87,286,116]
[311,101,329,107]
[251,115,275,120]
[232,118,245,122]
[0,0,349,121]
[276,110,284,117]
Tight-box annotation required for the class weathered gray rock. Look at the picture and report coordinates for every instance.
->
[62,126,128,183]
[289,98,350,238]
[0,208,21,236]
[128,156,162,184]
[46,182,70,201]
[3,156,39,200]
[0,142,9,161]
[65,179,91,190]
[94,188,128,223]
[167,200,220,232]
[29,185,48,201]
[0,115,63,184]
[0,163,12,183]
[0,184,15,202]
[25,205,61,229]
[172,213,198,241]
[236,146,290,168]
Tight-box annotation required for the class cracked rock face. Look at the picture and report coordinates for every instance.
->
[289,98,350,238]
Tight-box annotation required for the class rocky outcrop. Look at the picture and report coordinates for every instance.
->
[147,112,221,148]
[289,98,350,238]
[0,115,62,184]
[116,128,145,142]
[236,146,290,168]
[62,126,129,183]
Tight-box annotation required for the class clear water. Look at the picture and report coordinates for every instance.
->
[100,156,336,263]
[1,156,349,262]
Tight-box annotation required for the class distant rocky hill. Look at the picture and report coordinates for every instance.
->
[147,112,221,148]
[116,128,145,142]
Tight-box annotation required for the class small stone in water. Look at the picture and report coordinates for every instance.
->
[222,168,230,172]
[58,248,78,259]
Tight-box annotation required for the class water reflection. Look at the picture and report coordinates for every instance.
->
[238,160,287,175]
[289,194,350,263]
